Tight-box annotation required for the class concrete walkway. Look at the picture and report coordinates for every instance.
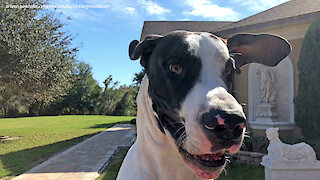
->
[14,124,134,180]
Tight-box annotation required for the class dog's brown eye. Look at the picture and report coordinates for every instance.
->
[169,64,182,74]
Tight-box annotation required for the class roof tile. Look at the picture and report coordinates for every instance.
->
[215,0,320,32]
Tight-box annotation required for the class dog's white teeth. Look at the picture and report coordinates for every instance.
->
[197,153,224,161]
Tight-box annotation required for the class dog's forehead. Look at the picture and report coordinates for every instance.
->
[162,31,223,47]
[155,31,228,60]
[184,32,228,56]
[164,31,220,40]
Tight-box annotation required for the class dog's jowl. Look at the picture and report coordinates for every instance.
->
[117,31,291,180]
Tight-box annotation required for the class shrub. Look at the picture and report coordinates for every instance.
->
[241,134,268,153]
[295,19,320,141]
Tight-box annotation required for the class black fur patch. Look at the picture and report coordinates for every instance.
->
[145,31,202,141]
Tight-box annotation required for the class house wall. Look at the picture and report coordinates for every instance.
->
[288,39,303,96]
[232,23,308,138]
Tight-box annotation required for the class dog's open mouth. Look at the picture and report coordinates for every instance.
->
[181,148,226,167]
[179,147,227,179]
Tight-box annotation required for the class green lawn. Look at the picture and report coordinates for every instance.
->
[98,147,264,180]
[97,147,130,180]
[219,163,264,180]
[0,115,133,179]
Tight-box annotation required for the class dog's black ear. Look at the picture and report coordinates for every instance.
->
[227,33,291,68]
[129,34,163,68]
[224,57,237,93]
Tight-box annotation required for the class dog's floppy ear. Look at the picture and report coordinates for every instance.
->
[227,33,291,68]
[129,34,163,68]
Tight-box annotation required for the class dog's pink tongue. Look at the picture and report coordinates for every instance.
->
[188,164,222,180]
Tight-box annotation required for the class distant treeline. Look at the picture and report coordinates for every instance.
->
[35,64,142,117]
[0,0,143,117]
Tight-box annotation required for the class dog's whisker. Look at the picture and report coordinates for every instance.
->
[241,142,250,151]
[176,133,185,143]
[177,132,186,141]
[172,125,186,138]
[176,133,187,148]
[222,167,228,175]
[176,132,184,139]
[225,158,231,163]
[244,130,251,137]
[176,133,186,144]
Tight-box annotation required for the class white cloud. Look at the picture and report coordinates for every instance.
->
[126,7,135,12]
[124,7,136,15]
[137,0,171,15]
[183,0,239,20]
[232,0,290,11]
[109,0,170,20]
[109,1,134,17]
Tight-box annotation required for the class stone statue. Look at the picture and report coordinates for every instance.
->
[257,65,276,103]
[262,128,317,163]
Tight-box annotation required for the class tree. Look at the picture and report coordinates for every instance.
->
[113,85,139,116]
[113,90,130,116]
[295,19,320,141]
[0,0,78,116]
[50,62,101,115]
[132,69,145,85]
[97,75,139,116]
[98,75,122,115]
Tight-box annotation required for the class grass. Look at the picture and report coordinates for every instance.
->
[97,147,130,180]
[0,115,133,178]
[219,163,264,180]
[98,147,264,180]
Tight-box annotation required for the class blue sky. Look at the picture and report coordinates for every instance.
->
[49,0,289,86]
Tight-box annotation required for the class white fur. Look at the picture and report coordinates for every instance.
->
[180,32,244,154]
[117,76,202,180]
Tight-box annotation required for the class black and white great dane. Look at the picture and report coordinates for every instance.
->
[117,31,291,180]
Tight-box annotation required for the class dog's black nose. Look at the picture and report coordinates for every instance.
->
[201,109,246,140]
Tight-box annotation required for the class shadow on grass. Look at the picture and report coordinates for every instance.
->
[0,121,132,178]
[88,121,131,129]
[0,132,101,178]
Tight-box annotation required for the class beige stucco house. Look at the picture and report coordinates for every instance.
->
[139,0,320,137]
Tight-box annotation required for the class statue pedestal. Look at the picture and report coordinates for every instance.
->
[250,103,294,130]
[249,121,295,130]
[261,160,320,180]
[256,103,278,122]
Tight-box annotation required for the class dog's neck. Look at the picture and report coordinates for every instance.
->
[117,76,200,180]
[136,75,166,142]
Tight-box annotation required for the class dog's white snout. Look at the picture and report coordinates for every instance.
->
[181,86,246,154]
